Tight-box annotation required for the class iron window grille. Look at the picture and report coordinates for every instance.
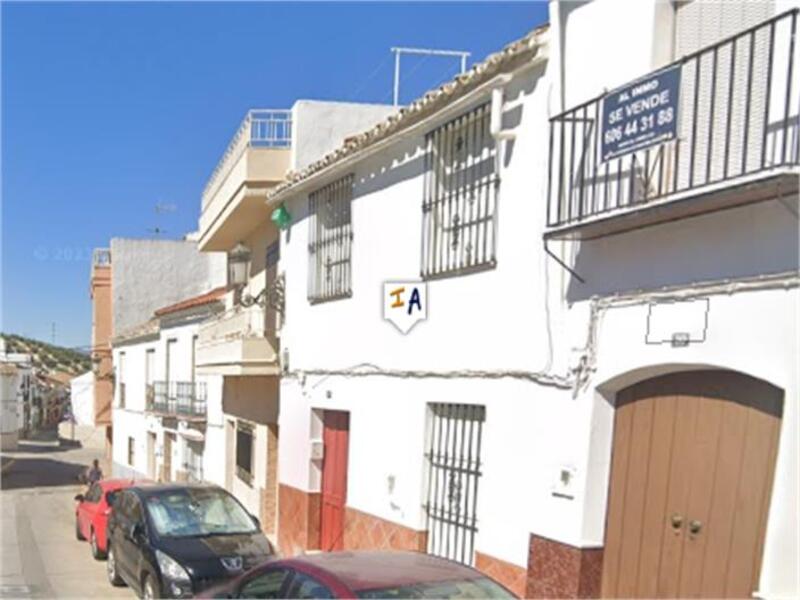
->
[422,103,499,280]
[308,174,354,303]
[424,403,485,566]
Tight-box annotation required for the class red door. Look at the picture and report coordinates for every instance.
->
[320,411,349,551]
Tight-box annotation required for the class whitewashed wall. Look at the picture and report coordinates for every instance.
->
[111,319,224,485]
[275,2,798,595]
[69,371,95,426]
[291,100,397,173]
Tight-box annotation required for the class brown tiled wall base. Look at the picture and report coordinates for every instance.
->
[342,507,427,552]
[526,535,603,599]
[277,484,320,555]
[260,424,279,535]
[475,551,527,598]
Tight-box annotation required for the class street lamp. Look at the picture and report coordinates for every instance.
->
[227,242,252,289]
[227,242,284,314]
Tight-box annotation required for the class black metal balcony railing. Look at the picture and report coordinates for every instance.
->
[152,381,207,419]
[547,9,799,229]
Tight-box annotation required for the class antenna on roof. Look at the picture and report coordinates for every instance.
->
[390,47,471,107]
[148,202,177,238]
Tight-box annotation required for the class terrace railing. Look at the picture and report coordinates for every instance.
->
[547,9,799,229]
[202,109,292,209]
[152,381,207,419]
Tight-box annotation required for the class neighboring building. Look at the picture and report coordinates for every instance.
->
[195,100,396,538]
[1,363,20,450]
[0,338,37,443]
[111,287,227,489]
[90,248,113,446]
[38,370,72,426]
[69,371,95,426]
[90,238,227,453]
[260,2,799,600]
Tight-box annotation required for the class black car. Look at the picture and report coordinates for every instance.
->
[106,483,275,599]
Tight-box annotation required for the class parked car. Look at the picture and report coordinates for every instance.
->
[105,482,274,599]
[75,478,138,559]
[199,550,516,599]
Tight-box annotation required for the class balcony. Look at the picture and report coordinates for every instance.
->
[195,304,279,376]
[546,10,799,240]
[198,110,291,252]
[151,381,207,421]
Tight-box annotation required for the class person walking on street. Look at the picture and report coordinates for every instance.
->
[85,459,103,485]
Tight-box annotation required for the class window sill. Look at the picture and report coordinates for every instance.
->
[308,290,353,305]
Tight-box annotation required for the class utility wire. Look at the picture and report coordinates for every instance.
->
[347,54,393,103]
[382,53,433,104]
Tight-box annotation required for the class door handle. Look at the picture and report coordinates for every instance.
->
[689,519,702,535]
[670,513,683,530]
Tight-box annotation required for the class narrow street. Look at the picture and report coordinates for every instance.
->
[0,429,131,599]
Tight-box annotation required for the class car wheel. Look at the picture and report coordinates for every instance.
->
[75,517,85,541]
[90,529,106,560]
[106,545,125,587]
[142,573,158,600]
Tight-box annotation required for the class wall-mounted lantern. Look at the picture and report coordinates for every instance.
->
[227,242,252,289]
[228,241,285,314]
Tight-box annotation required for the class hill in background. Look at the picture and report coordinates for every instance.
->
[1,333,91,377]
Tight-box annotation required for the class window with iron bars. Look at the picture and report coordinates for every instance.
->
[307,174,354,303]
[422,103,499,279]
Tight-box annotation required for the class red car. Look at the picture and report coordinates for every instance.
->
[74,478,138,560]
[200,550,515,599]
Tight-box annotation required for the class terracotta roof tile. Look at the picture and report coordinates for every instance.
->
[154,286,227,317]
[266,22,549,204]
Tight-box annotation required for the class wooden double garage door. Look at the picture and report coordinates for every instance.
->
[603,371,782,598]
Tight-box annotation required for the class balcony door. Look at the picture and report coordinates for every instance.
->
[673,0,778,187]
[320,411,349,551]
[601,370,782,598]
[163,432,175,483]
[674,0,774,57]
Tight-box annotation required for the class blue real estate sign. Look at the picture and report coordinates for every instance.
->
[600,64,681,161]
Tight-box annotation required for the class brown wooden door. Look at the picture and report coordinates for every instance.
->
[602,370,782,598]
[163,433,174,482]
[320,411,349,551]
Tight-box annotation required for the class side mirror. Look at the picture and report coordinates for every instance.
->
[74,494,85,502]
[251,515,261,530]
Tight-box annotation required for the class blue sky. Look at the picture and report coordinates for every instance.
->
[1,1,548,350]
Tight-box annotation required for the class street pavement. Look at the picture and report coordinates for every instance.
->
[1,428,133,599]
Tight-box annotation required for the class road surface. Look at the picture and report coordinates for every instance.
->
[1,428,132,599]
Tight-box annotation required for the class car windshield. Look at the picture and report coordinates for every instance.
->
[145,488,257,538]
[357,577,514,599]
[105,490,120,506]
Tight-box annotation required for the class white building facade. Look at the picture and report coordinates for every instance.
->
[111,291,227,491]
[0,339,38,447]
[265,2,799,599]
[194,99,398,541]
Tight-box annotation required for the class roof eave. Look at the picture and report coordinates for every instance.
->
[266,25,549,207]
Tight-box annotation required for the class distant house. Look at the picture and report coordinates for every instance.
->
[1,363,20,450]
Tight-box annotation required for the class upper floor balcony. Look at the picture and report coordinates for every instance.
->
[149,381,207,421]
[198,110,291,252]
[546,10,799,241]
[195,304,279,376]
